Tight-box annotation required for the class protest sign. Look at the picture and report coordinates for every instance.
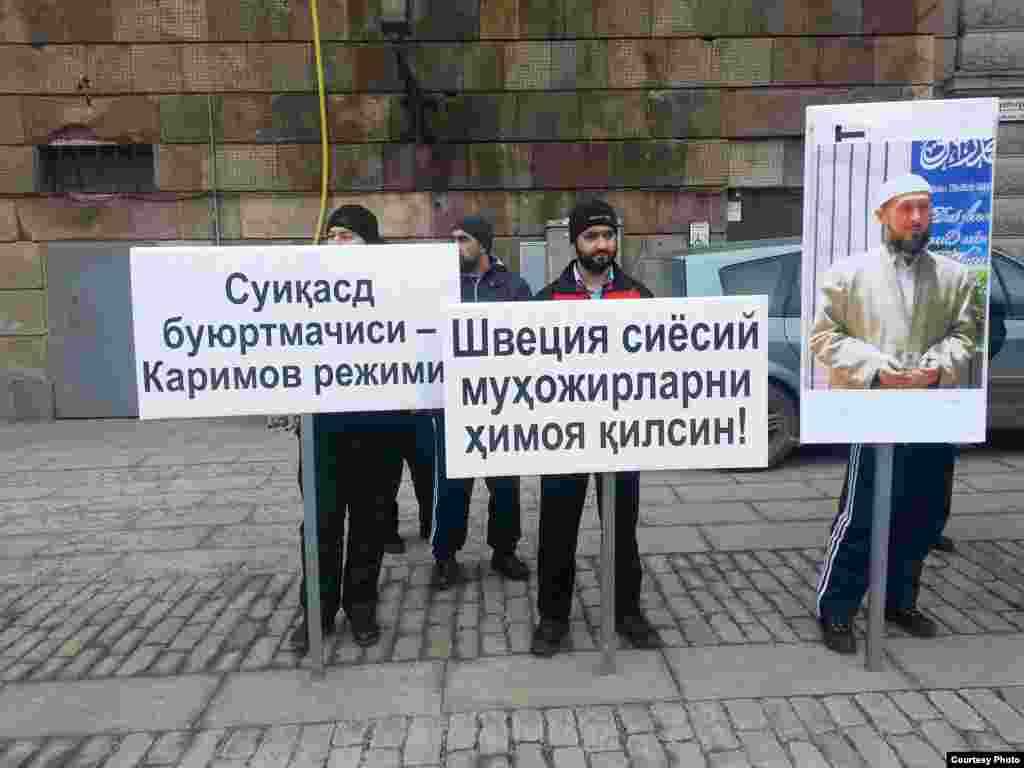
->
[130,244,459,419]
[442,296,768,478]
[800,98,999,444]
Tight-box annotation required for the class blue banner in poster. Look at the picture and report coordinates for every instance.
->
[911,139,994,267]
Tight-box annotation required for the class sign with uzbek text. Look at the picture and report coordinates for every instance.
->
[130,244,459,419]
[441,297,769,477]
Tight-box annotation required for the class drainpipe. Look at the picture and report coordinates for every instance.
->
[207,94,221,245]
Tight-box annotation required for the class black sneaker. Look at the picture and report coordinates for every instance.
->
[432,557,461,590]
[616,613,663,649]
[885,607,938,638]
[381,532,406,555]
[530,618,569,657]
[491,552,530,581]
[289,615,336,655]
[420,521,432,541]
[819,617,857,654]
[347,603,381,647]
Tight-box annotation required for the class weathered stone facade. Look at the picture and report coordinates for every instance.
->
[0,0,959,419]
[949,0,1024,261]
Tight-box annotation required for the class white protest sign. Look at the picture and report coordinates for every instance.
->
[800,98,998,444]
[442,297,769,478]
[130,244,459,419]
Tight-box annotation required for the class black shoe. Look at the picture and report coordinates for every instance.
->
[885,607,938,638]
[420,521,431,541]
[347,603,381,647]
[381,532,406,555]
[432,558,461,590]
[530,618,569,657]
[491,552,529,581]
[932,535,955,553]
[819,617,857,654]
[616,613,663,649]
[289,615,336,654]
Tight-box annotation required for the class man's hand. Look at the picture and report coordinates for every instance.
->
[878,368,939,389]
[878,370,916,389]
[911,367,940,387]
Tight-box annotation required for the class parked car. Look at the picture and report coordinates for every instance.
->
[674,240,1024,467]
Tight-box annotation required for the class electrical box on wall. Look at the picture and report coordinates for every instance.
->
[727,191,743,223]
[726,189,803,242]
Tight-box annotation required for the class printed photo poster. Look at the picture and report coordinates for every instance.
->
[799,98,999,444]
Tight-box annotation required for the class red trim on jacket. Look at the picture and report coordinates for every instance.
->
[550,288,643,301]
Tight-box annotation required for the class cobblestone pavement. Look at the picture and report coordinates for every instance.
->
[2,689,1024,768]
[2,418,1024,766]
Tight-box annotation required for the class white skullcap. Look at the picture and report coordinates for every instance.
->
[876,173,931,210]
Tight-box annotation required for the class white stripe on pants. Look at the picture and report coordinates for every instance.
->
[816,443,864,619]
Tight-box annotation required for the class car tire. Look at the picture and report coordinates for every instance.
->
[768,380,798,468]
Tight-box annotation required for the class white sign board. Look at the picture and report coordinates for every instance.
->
[1000,98,1024,122]
[442,297,769,478]
[800,98,998,444]
[130,244,459,419]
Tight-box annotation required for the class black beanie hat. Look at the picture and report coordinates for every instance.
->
[569,198,618,243]
[326,205,381,243]
[456,215,494,254]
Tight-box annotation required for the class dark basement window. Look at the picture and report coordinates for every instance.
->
[37,143,156,194]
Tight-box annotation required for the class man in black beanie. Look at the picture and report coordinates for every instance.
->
[323,204,437,555]
[529,198,662,657]
[324,204,381,244]
[291,204,403,653]
[428,215,533,590]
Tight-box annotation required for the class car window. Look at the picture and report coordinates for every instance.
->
[994,253,1024,319]
[718,254,785,315]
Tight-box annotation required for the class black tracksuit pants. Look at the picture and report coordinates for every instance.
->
[388,412,438,537]
[816,443,955,623]
[295,414,403,625]
[537,471,643,624]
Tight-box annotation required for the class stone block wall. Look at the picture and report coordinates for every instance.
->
[950,0,1024,260]
[0,0,957,418]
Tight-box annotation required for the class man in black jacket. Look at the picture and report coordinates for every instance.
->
[430,216,533,590]
[933,298,1008,554]
[529,199,663,657]
[291,205,404,653]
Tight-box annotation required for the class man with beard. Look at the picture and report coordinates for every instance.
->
[528,199,663,657]
[809,174,977,390]
[429,215,532,590]
[290,204,404,653]
[812,175,979,655]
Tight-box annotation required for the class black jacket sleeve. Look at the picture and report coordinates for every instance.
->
[515,276,533,301]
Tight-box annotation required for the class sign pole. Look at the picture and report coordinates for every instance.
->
[866,444,894,672]
[599,472,618,675]
[300,414,326,677]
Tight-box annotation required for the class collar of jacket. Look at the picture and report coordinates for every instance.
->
[550,260,642,299]
[461,262,504,285]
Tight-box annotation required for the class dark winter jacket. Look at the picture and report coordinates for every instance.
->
[534,261,654,301]
[461,262,532,303]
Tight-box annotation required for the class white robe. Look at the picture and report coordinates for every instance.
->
[809,245,977,389]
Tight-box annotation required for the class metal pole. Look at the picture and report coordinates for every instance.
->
[206,94,221,246]
[301,414,325,677]
[599,472,617,675]
[866,444,894,671]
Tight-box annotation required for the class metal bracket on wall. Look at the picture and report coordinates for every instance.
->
[391,45,442,144]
